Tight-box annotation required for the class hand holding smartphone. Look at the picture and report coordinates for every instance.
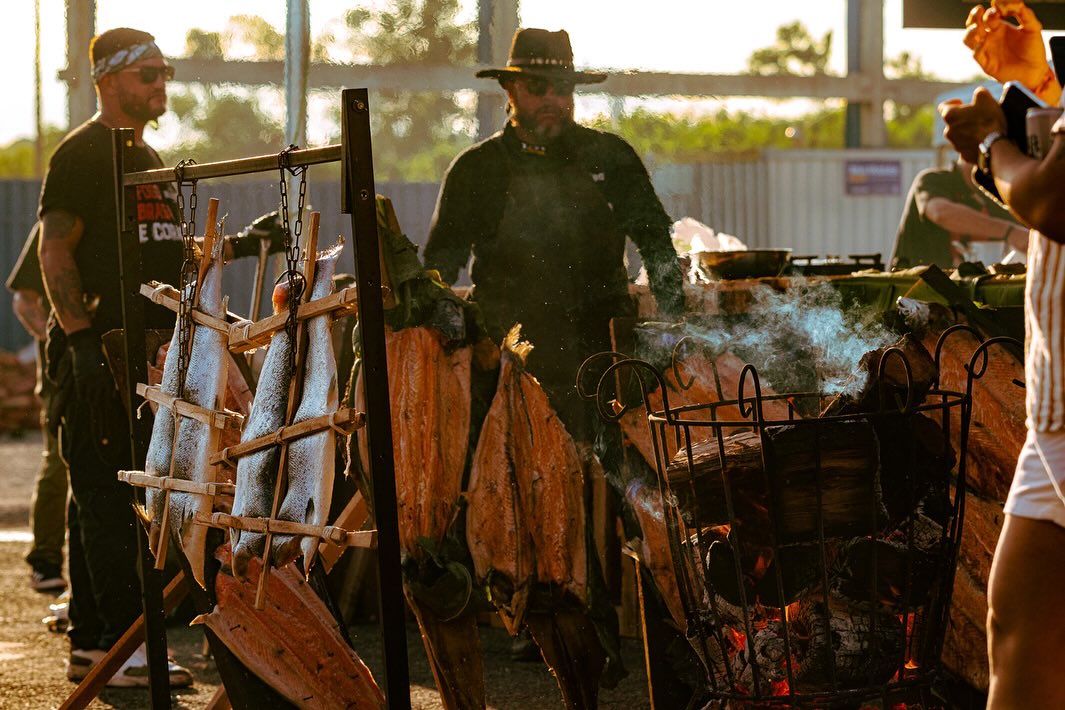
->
[973,81,1048,204]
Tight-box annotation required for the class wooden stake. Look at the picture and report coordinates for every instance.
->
[59,572,189,710]
[255,211,320,609]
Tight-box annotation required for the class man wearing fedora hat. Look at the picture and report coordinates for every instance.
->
[425,26,684,684]
[426,27,683,429]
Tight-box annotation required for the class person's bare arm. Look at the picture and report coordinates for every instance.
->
[924,197,1028,250]
[38,209,92,334]
[990,133,1065,241]
[11,290,48,340]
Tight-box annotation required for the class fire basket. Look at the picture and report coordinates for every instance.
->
[581,327,1018,709]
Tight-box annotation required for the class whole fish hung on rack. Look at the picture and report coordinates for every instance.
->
[143,294,189,553]
[466,325,588,632]
[230,276,297,580]
[273,241,344,572]
[143,230,230,588]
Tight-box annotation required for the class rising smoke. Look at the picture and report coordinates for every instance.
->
[635,280,897,398]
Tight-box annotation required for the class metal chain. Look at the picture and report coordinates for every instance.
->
[174,159,198,399]
[278,145,308,378]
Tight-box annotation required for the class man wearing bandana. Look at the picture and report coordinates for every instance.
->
[37,27,191,687]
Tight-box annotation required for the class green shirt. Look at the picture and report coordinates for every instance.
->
[890,164,1016,270]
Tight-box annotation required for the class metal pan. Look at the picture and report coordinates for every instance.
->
[693,249,793,280]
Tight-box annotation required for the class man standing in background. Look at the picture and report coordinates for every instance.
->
[6,222,68,594]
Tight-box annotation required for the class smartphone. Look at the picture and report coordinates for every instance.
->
[1051,36,1065,86]
[1000,80,1047,151]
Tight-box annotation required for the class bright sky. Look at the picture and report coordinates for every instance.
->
[7,0,988,149]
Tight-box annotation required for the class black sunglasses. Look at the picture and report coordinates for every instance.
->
[121,65,176,84]
[519,76,574,97]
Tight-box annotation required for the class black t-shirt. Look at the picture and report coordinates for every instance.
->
[6,222,44,295]
[38,120,183,334]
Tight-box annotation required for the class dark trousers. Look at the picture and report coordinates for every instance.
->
[59,387,141,651]
[27,341,69,570]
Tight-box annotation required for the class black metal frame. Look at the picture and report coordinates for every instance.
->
[112,88,410,709]
[583,329,1018,708]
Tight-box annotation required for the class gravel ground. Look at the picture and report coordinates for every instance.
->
[0,430,652,709]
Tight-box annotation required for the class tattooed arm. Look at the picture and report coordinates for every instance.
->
[38,209,92,334]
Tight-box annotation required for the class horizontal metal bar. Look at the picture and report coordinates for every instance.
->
[167,57,973,104]
[123,144,342,186]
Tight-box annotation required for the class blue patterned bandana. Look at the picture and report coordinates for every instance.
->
[91,41,163,82]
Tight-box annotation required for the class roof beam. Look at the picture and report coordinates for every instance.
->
[168,58,970,106]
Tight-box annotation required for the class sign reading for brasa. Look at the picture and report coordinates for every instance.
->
[903,1,1065,29]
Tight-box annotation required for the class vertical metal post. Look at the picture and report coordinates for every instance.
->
[845,0,862,148]
[112,128,171,708]
[476,0,519,140]
[285,0,310,149]
[63,0,96,129]
[340,88,411,710]
[846,0,886,148]
[34,0,44,177]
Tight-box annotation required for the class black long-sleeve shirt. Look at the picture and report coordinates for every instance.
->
[424,122,684,318]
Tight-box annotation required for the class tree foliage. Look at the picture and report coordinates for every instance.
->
[160,18,285,165]
[324,0,478,181]
[748,21,833,76]
[0,127,66,178]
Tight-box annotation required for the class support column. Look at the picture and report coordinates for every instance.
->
[285,0,310,148]
[845,0,886,148]
[62,0,96,129]
[476,0,519,139]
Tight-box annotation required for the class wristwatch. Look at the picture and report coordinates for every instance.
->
[977,131,1007,175]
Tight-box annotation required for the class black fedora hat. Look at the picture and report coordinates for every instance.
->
[476,28,607,84]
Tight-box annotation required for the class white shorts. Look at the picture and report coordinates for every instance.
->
[1003,429,1065,528]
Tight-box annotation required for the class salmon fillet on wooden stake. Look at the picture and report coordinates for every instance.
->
[466,325,588,632]
[354,326,472,555]
[273,242,344,572]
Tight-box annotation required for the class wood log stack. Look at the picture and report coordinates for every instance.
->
[0,346,40,433]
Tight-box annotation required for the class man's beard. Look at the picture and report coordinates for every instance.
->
[118,88,166,123]
[512,104,572,143]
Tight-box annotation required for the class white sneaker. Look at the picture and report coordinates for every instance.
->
[66,648,107,681]
[106,644,194,689]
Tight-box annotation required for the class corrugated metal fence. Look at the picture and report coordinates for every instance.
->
[653,149,936,257]
[0,149,937,351]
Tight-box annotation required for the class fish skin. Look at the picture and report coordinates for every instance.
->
[273,244,342,572]
[230,284,294,580]
[143,321,184,555]
[167,241,230,588]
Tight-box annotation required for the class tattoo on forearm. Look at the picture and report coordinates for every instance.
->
[42,210,76,240]
[44,264,89,328]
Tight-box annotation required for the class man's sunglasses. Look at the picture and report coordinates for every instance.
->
[518,76,574,97]
[121,65,176,84]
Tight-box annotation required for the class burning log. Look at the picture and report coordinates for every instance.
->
[821,334,938,417]
[730,620,800,697]
[874,413,955,525]
[791,595,904,692]
[666,421,885,543]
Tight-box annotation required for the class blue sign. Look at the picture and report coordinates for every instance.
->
[845,160,902,196]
